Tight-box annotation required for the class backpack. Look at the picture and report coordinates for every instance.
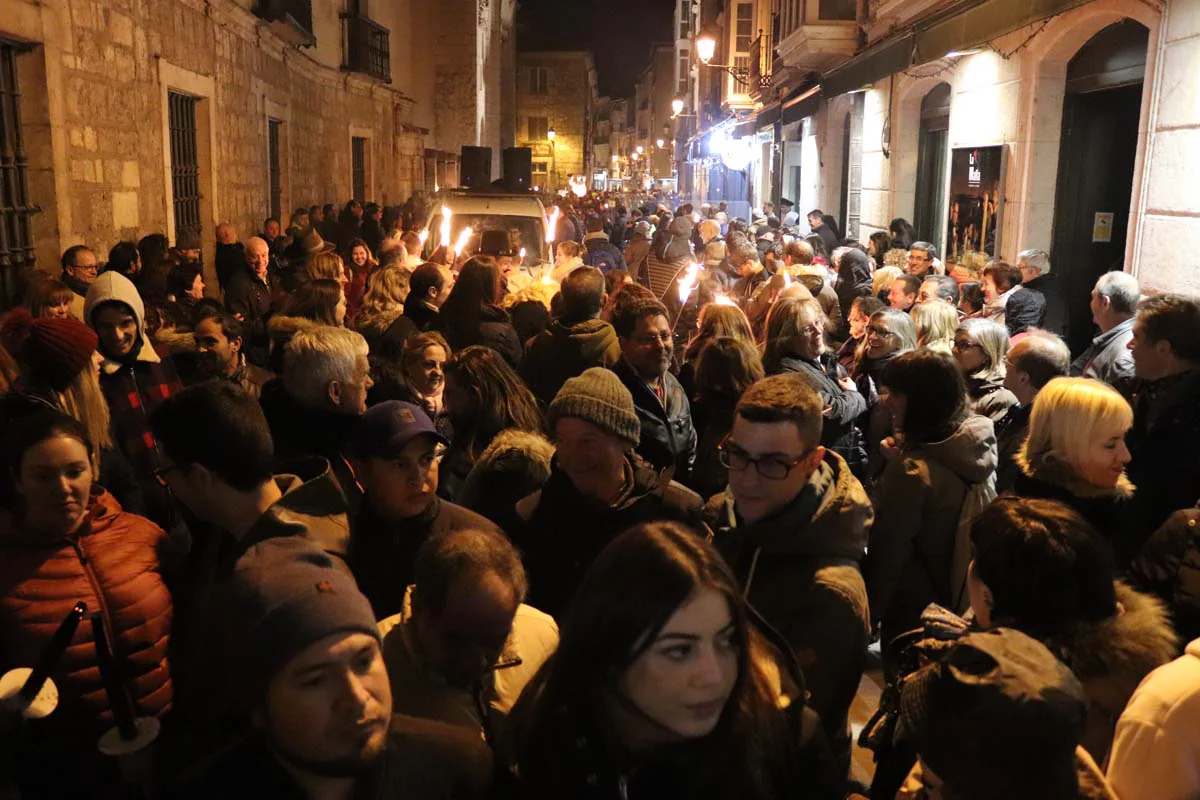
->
[583,244,620,273]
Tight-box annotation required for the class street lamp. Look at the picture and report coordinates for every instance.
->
[656,138,665,149]
[672,97,685,117]
[547,128,556,191]
[636,145,644,154]
[693,28,749,87]
[547,128,556,141]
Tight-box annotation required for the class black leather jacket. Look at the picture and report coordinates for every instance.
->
[613,358,697,486]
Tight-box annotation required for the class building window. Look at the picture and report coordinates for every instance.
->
[529,67,549,95]
[735,2,754,53]
[168,91,202,246]
[528,116,549,141]
[267,119,282,221]
[678,52,689,96]
[351,136,367,201]
[678,2,691,39]
[341,12,391,83]
[819,0,857,22]
[0,40,36,292]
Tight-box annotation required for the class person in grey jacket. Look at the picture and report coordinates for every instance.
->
[1070,270,1139,396]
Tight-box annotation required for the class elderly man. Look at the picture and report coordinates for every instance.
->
[1017,248,1063,334]
[259,326,374,514]
[996,331,1070,491]
[60,244,98,320]
[224,236,275,365]
[379,528,557,759]
[906,241,939,277]
[1070,270,1139,393]
[916,275,960,307]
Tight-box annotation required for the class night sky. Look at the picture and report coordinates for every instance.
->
[516,0,676,97]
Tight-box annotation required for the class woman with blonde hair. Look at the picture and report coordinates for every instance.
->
[914,300,958,355]
[871,266,903,303]
[1014,376,1142,564]
[355,265,412,351]
[679,302,755,396]
[953,317,1018,423]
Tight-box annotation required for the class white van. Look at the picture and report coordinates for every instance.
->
[423,190,550,265]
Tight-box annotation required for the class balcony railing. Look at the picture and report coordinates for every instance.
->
[341,13,391,83]
[254,0,315,47]
[749,32,774,93]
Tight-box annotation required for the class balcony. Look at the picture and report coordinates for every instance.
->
[254,0,315,47]
[341,13,391,83]
[749,32,774,100]
[775,0,861,73]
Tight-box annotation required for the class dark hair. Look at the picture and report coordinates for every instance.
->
[696,336,764,404]
[602,281,655,324]
[736,372,824,448]
[414,527,528,617]
[3,410,94,485]
[444,345,543,460]
[24,276,74,317]
[560,266,606,321]
[166,261,203,300]
[970,497,1118,641]
[584,215,604,233]
[807,209,824,219]
[407,263,446,308]
[514,521,796,799]
[880,349,969,444]
[264,217,281,229]
[804,233,827,259]
[960,281,985,314]
[149,382,274,492]
[61,244,93,271]
[191,297,226,328]
[983,261,1022,293]
[893,274,922,297]
[106,241,141,277]
[510,299,551,344]
[197,312,246,346]
[923,275,960,305]
[437,258,505,347]
[889,218,917,249]
[344,237,375,274]
[137,234,171,277]
[611,297,669,339]
[284,278,343,326]
[851,295,885,319]
[603,269,629,296]
[1138,293,1200,362]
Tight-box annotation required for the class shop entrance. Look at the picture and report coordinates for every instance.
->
[914,83,950,257]
[1050,19,1148,354]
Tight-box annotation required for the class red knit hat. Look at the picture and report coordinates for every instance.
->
[0,308,98,393]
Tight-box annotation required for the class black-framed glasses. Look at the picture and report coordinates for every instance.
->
[866,326,896,340]
[718,440,813,480]
[952,339,980,352]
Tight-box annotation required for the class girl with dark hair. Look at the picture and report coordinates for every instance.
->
[679,302,755,398]
[690,336,764,498]
[343,236,378,321]
[433,257,523,369]
[889,218,916,250]
[440,344,542,501]
[868,231,892,269]
[266,278,346,373]
[0,410,172,797]
[865,349,997,656]
[512,521,840,799]
[959,281,986,317]
[804,233,828,263]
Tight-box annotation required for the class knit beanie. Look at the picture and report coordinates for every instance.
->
[547,367,640,448]
[218,537,380,702]
[669,215,694,239]
[0,308,98,393]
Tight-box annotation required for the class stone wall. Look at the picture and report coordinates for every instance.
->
[517,52,597,188]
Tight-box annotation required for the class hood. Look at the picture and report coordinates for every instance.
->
[708,450,871,561]
[1049,581,1178,719]
[1015,448,1135,500]
[548,317,618,359]
[83,271,159,369]
[917,414,998,484]
[241,456,352,558]
[583,231,610,243]
[267,314,322,340]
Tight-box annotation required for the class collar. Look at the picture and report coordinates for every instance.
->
[1094,316,1135,345]
[100,336,161,374]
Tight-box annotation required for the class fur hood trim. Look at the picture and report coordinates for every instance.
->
[267,314,322,339]
[1016,448,1135,500]
[1050,581,1178,718]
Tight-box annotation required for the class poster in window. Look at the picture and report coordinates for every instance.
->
[946,146,1007,271]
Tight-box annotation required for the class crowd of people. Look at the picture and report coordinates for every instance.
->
[0,190,1198,799]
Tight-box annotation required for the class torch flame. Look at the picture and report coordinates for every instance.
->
[452,226,474,258]
[439,205,453,249]
[545,207,561,244]
[714,293,737,307]
[540,269,555,285]
[676,262,702,304]
[519,247,526,265]
[418,229,429,246]
[782,270,793,288]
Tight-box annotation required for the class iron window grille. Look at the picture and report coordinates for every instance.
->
[341,13,390,83]
[168,91,202,249]
[0,39,38,309]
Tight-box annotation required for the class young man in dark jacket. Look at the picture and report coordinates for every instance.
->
[705,373,872,781]
[522,266,621,407]
[512,368,705,617]
[582,214,626,272]
[610,297,697,485]
[348,400,499,618]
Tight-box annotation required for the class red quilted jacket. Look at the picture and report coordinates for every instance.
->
[0,490,173,735]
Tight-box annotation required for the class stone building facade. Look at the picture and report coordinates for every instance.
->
[515,51,597,191]
[0,0,515,297]
[634,44,677,185]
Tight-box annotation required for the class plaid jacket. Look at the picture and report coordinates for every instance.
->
[100,356,182,478]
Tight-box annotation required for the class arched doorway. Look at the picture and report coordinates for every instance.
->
[914,83,950,255]
[1050,19,1149,353]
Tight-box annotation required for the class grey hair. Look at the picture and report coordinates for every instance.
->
[871,307,919,352]
[282,326,369,407]
[1093,271,1140,314]
[1017,249,1051,274]
[1010,331,1071,389]
[958,318,1010,383]
[910,241,938,259]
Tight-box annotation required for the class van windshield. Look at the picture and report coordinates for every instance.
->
[425,214,548,264]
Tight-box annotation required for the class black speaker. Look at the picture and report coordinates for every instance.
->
[502,147,533,192]
[460,146,492,188]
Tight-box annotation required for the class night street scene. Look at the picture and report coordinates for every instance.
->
[0,0,1198,797]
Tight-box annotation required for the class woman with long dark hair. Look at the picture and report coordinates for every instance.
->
[266,278,346,373]
[679,302,755,398]
[889,218,916,250]
[691,337,764,498]
[343,236,378,321]
[433,257,523,369]
[512,521,840,799]
[440,344,542,500]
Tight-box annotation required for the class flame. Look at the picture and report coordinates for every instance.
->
[714,293,737,307]
[418,229,429,246]
[545,207,561,244]
[519,247,527,265]
[782,270,792,288]
[540,269,554,285]
[439,205,452,249]
[452,226,474,258]
[676,261,702,304]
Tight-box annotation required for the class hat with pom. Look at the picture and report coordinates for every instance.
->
[0,308,98,393]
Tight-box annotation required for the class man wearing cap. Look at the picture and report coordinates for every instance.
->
[476,230,525,292]
[512,367,704,617]
[174,536,492,798]
[780,198,800,228]
[347,400,499,619]
[897,628,1114,798]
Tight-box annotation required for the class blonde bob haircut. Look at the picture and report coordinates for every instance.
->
[914,301,958,355]
[1018,376,1133,475]
[305,251,344,283]
[871,266,904,299]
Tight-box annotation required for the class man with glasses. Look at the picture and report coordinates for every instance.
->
[60,244,98,321]
[705,373,873,780]
[906,241,939,277]
[348,401,498,619]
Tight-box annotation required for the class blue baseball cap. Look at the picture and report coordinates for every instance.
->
[350,401,447,460]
